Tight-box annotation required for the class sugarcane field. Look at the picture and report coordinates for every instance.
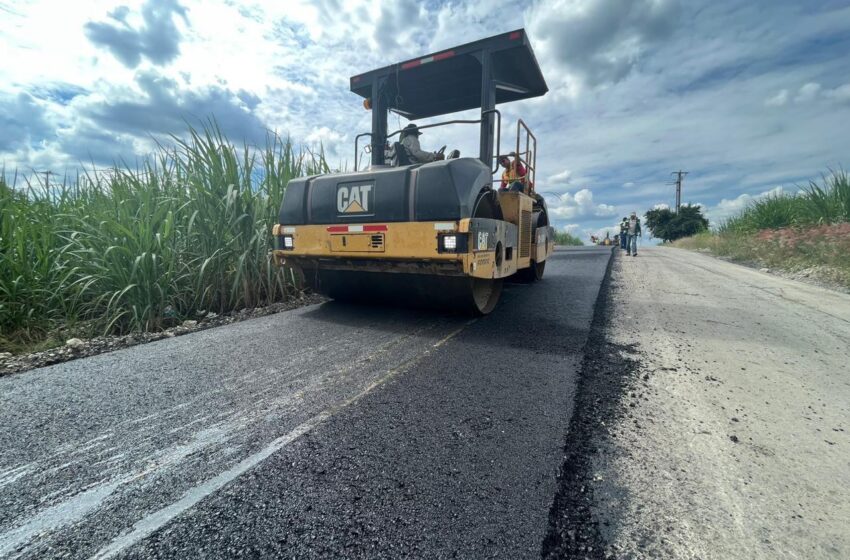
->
[2,2,849,559]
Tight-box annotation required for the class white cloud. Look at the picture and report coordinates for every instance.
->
[652,203,670,210]
[794,82,821,103]
[306,126,344,144]
[706,186,785,223]
[526,0,681,94]
[305,126,347,160]
[372,0,427,55]
[549,188,617,219]
[548,169,573,184]
[765,89,789,107]
[2,0,850,240]
[768,82,850,108]
[824,83,850,104]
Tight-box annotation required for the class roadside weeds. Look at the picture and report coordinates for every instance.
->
[672,225,850,293]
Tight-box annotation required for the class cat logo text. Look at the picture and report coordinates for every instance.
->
[337,184,373,215]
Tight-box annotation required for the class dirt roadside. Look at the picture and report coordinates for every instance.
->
[585,247,850,559]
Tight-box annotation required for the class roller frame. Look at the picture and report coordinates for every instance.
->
[273,214,555,279]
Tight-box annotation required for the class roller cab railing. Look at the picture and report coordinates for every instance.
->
[514,119,537,194]
[355,109,501,173]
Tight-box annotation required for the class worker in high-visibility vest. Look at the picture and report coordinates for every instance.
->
[627,212,642,256]
[619,217,629,250]
[498,153,528,192]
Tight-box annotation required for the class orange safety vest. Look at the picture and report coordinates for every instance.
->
[500,161,527,189]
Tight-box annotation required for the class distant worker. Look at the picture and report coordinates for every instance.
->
[400,124,444,163]
[498,153,527,192]
[626,211,642,256]
[619,217,628,250]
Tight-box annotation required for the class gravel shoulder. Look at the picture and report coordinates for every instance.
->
[688,247,850,296]
[0,294,327,377]
[589,247,850,559]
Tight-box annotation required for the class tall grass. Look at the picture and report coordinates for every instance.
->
[719,169,850,233]
[0,123,329,351]
[673,169,850,290]
[553,231,583,246]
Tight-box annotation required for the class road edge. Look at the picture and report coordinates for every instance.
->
[540,249,637,559]
[0,294,328,377]
[666,244,850,295]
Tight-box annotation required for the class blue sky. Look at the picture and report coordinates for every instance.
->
[2,0,850,241]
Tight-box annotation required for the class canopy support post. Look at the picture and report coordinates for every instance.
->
[370,78,388,167]
[479,49,495,168]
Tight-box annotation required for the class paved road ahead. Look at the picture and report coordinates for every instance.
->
[0,246,612,559]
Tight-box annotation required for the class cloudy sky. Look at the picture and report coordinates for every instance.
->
[2,0,850,240]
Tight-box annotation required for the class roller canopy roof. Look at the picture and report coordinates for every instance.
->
[349,29,548,120]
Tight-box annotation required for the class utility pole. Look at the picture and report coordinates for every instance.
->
[670,170,688,213]
[38,170,54,190]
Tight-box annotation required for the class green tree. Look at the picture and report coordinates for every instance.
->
[645,205,708,242]
[644,207,674,240]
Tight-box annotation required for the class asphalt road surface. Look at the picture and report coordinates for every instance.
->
[0,246,612,559]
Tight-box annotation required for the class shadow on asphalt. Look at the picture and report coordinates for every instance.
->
[299,300,466,331]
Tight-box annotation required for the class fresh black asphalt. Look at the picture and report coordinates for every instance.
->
[0,246,611,559]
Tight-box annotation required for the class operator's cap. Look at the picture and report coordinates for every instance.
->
[401,123,422,137]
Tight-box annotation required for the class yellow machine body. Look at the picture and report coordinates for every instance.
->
[272,191,554,283]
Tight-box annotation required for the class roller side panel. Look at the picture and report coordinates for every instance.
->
[278,158,492,226]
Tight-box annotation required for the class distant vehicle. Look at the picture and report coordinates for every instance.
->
[272,30,554,314]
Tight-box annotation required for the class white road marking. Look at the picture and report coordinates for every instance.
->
[90,322,471,560]
[0,480,123,558]
[0,425,230,558]
[0,465,32,489]
[89,413,328,560]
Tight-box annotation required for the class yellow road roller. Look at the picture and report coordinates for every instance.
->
[272,29,553,314]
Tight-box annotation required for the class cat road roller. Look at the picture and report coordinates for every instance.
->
[272,29,553,314]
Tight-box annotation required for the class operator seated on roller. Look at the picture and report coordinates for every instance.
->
[498,153,528,192]
[399,123,459,163]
